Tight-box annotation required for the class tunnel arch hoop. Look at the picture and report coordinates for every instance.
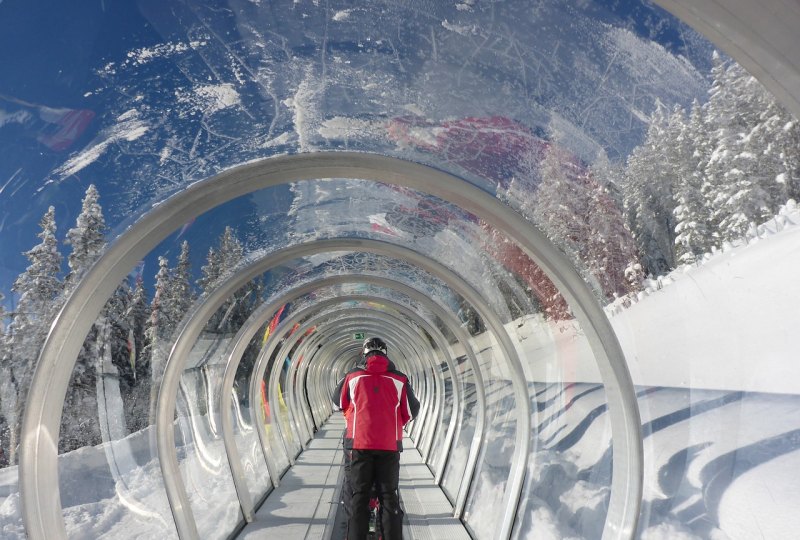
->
[315,303,486,491]
[159,237,518,537]
[297,315,435,442]
[255,279,465,478]
[284,302,484,489]
[217,290,433,502]
[268,308,437,449]
[163,239,490,520]
[201,262,487,522]
[256,289,456,466]
[264,304,438,448]
[263,295,445,468]
[21,152,641,540]
[251,292,448,473]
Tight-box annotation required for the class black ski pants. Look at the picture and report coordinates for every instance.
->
[347,449,403,540]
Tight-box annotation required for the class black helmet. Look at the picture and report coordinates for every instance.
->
[362,337,387,357]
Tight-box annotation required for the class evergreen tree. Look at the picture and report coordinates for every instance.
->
[778,117,800,201]
[5,207,64,463]
[673,101,712,263]
[130,279,150,382]
[218,226,244,272]
[705,56,756,242]
[0,294,11,466]
[60,186,111,452]
[749,95,790,207]
[146,257,178,353]
[584,167,641,298]
[64,185,106,288]
[145,256,175,423]
[0,294,6,334]
[623,105,677,276]
[532,145,588,253]
[126,278,151,431]
[197,247,221,294]
[102,283,133,381]
[200,227,248,333]
[172,240,195,317]
[704,57,792,242]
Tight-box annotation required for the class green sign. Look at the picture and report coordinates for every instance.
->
[353,332,365,340]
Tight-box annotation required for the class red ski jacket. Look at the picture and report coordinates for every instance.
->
[338,354,415,451]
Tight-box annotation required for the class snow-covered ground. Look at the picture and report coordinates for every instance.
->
[474,201,800,538]
[2,203,800,539]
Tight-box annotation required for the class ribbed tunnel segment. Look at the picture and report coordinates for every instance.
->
[20,153,641,539]
[4,2,800,539]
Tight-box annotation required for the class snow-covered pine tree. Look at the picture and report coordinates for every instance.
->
[622,104,677,276]
[198,246,222,331]
[6,206,64,463]
[201,227,248,333]
[739,71,800,217]
[777,115,800,202]
[130,277,150,381]
[172,240,195,317]
[64,184,106,289]
[89,282,132,441]
[145,256,177,423]
[0,294,6,334]
[585,163,641,298]
[0,294,11,466]
[705,55,755,243]
[532,144,588,255]
[673,101,712,264]
[146,257,177,381]
[60,185,110,452]
[155,240,196,344]
[198,247,221,294]
[126,278,150,431]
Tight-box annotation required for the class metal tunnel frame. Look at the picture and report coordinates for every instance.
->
[307,320,436,447]
[298,314,430,435]
[218,300,437,509]
[20,152,642,540]
[258,283,464,474]
[273,310,436,454]
[161,239,513,537]
[255,291,456,476]
[299,302,488,499]
[302,317,427,434]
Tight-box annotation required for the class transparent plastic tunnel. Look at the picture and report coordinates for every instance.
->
[1,1,799,540]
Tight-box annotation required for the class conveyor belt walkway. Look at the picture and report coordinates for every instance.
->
[237,414,471,539]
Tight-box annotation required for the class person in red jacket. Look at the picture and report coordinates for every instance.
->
[334,337,419,540]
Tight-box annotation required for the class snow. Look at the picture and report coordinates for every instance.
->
[0,109,30,128]
[3,195,800,539]
[606,201,800,394]
[332,9,351,21]
[127,42,192,66]
[640,521,703,540]
[486,202,800,538]
[316,116,382,140]
[259,132,294,148]
[441,20,477,36]
[176,84,242,115]
[282,66,322,152]
[717,450,800,539]
[54,111,149,179]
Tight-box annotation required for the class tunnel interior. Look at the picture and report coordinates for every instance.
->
[1,1,799,539]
